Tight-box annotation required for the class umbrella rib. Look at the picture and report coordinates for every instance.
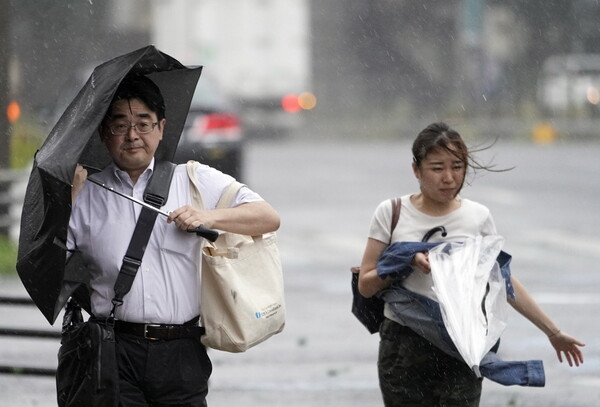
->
[87,177,170,217]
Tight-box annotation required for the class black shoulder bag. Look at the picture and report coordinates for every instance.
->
[56,161,176,407]
[350,197,401,334]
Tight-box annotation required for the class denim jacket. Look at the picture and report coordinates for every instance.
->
[377,241,545,387]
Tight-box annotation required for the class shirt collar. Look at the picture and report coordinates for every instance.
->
[109,158,155,186]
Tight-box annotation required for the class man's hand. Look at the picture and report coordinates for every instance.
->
[169,201,279,236]
[168,205,214,232]
[71,164,88,203]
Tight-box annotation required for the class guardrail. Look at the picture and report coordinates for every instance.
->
[0,169,57,376]
[0,168,29,239]
[0,296,59,377]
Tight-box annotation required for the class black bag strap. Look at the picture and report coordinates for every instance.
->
[111,161,176,313]
[144,161,177,208]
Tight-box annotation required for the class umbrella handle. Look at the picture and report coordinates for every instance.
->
[422,226,447,242]
[187,225,219,242]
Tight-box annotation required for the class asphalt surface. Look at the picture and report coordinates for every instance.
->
[1,138,599,406]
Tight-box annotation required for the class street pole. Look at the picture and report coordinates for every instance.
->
[0,0,10,168]
[461,0,485,114]
[0,0,12,236]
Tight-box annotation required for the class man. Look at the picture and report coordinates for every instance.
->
[68,74,280,406]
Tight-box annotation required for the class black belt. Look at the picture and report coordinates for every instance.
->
[114,317,205,341]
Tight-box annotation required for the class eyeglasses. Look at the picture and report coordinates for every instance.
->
[108,121,159,136]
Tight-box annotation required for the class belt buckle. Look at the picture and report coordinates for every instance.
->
[144,323,162,340]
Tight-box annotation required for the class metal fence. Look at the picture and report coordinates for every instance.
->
[0,168,56,376]
[0,296,59,376]
[0,168,29,240]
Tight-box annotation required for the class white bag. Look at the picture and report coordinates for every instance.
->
[187,161,285,352]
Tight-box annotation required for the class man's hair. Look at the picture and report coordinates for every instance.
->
[107,74,166,120]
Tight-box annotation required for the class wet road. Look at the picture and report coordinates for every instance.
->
[1,137,599,406]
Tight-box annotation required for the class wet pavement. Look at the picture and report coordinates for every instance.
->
[1,139,599,406]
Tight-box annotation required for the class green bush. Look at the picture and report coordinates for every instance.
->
[10,115,45,169]
[0,235,17,275]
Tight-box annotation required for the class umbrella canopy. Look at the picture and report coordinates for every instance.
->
[16,46,203,324]
[428,235,509,376]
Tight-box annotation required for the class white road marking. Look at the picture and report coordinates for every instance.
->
[532,292,600,305]
[523,229,600,259]
[467,186,523,206]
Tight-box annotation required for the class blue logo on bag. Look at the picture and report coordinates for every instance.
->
[255,312,262,319]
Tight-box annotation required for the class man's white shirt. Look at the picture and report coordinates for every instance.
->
[67,159,262,324]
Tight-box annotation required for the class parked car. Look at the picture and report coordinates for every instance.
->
[173,79,244,180]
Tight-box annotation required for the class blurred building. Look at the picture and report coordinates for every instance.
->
[9,0,150,131]
[7,0,600,140]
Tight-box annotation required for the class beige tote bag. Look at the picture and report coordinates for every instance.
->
[187,161,285,352]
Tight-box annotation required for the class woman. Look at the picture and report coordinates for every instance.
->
[358,122,584,406]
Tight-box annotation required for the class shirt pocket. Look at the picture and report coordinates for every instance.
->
[159,220,198,261]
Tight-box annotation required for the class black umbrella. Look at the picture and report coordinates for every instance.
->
[16,45,203,324]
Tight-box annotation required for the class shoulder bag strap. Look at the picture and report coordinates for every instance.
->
[389,197,401,244]
[186,161,205,210]
[144,161,177,207]
[111,161,176,313]
[186,160,245,210]
[349,197,401,275]
[215,181,245,209]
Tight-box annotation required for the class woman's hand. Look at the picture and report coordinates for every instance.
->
[508,276,585,368]
[412,252,431,274]
[548,330,585,367]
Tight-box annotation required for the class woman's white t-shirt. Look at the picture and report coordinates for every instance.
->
[368,194,497,301]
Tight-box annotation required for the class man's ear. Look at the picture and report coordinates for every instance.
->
[157,118,166,140]
[98,126,106,142]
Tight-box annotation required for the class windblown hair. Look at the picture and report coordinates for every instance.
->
[412,122,510,193]
[412,122,502,172]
